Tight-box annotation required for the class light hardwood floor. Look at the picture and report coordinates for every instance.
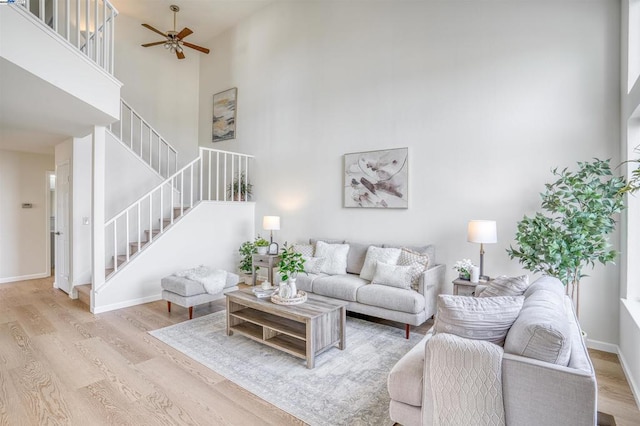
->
[0,276,638,425]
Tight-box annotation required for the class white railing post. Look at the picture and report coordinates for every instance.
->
[113,221,117,272]
[148,193,153,243]
[170,177,175,225]
[216,151,220,201]
[223,153,228,202]
[125,210,130,262]
[160,186,164,231]
[137,203,141,254]
[53,0,59,32]
[244,156,249,202]
[180,172,184,216]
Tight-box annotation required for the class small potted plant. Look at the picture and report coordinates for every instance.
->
[255,236,269,255]
[227,172,253,201]
[278,243,306,298]
[238,240,256,283]
[453,259,474,280]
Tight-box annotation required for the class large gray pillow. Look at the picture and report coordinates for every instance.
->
[435,295,524,346]
[345,242,378,275]
[477,275,530,298]
[504,288,571,366]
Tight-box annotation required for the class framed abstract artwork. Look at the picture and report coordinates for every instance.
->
[212,88,237,142]
[344,147,408,209]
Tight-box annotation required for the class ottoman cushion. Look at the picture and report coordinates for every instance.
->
[161,272,239,296]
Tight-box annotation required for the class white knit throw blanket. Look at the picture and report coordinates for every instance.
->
[424,333,506,426]
[175,266,227,295]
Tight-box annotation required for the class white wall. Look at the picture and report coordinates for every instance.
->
[115,14,200,167]
[198,1,621,345]
[0,149,54,282]
[93,201,254,313]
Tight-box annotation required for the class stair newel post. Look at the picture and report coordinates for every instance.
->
[125,210,130,262]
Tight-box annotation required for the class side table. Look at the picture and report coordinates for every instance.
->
[252,254,281,286]
[452,278,490,296]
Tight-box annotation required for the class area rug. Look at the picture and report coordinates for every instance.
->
[149,311,423,425]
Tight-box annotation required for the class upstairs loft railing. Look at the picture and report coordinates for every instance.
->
[18,0,118,74]
[108,99,179,179]
[99,148,255,287]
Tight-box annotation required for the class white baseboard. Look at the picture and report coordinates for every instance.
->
[586,339,618,354]
[91,293,162,314]
[617,348,640,408]
[0,272,50,284]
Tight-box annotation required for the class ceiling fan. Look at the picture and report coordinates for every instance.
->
[141,5,210,60]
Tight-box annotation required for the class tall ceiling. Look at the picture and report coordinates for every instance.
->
[110,0,273,43]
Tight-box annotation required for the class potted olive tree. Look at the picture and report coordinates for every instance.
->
[238,240,256,283]
[507,159,625,317]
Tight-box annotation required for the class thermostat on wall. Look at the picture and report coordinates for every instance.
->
[22,203,33,208]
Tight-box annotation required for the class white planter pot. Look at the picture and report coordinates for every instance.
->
[257,247,268,255]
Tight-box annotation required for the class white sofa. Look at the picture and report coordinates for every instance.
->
[293,239,446,338]
[387,276,597,425]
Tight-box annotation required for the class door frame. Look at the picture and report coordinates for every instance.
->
[46,170,55,279]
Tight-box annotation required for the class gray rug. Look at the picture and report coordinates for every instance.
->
[149,311,423,425]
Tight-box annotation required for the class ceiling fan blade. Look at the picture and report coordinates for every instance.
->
[176,27,193,40]
[183,41,210,54]
[141,41,166,48]
[142,23,167,38]
[176,50,186,60]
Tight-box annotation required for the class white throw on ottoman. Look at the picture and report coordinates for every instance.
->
[161,266,240,319]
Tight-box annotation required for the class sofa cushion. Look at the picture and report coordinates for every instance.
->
[302,256,325,274]
[388,333,430,406]
[371,261,413,290]
[357,284,425,314]
[161,272,239,296]
[346,242,378,275]
[314,241,350,275]
[477,275,530,298]
[294,272,326,293]
[397,248,430,291]
[312,274,367,301]
[434,295,524,346]
[504,288,571,366]
[383,243,436,265]
[293,243,314,257]
[360,246,401,281]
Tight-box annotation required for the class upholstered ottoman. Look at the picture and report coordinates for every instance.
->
[161,270,240,319]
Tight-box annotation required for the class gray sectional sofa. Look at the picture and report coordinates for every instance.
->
[293,239,446,338]
[388,276,597,425]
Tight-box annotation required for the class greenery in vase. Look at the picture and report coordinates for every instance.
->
[453,259,474,280]
[506,159,625,316]
[278,242,306,282]
[226,172,253,201]
[238,240,256,273]
[255,236,269,247]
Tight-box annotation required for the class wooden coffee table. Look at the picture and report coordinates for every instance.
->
[226,288,348,369]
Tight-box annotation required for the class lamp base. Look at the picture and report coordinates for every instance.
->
[480,275,491,282]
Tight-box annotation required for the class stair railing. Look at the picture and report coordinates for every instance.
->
[108,100,179,178]
[99,148,254,288]
[18,0,118,75]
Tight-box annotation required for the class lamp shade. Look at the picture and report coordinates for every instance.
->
[263,216,280,231]
[467,220,497,244]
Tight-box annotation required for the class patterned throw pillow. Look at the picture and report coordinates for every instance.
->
[397,248,430,291]
[477,275,530,298]
[371,261,414,290]
[314,241,350,275]
[359,246,401,281]
[434,295,524,346]
[293,243,314,257]
[302,256,325,274]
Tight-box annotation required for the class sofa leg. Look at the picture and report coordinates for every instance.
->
[405,324,410,339]
[167,301,171,313]
[189,306,193,320]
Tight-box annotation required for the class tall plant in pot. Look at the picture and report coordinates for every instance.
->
[507,159,625,317]
[238,240,256,283]
[278,243,306,298]
[227,172,252,201]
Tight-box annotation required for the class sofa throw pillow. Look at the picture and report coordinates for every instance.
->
[397,248,430,291]
[360,246,402,281]
[477,275,530,298]
[434,294,524,346]
[371,261,414,290]
[302,256,325,274]
[314,241,349,275]
[293,243,314,257]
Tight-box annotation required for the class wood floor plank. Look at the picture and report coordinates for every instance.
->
[11,304,56,337]
[81,319,155,365]
[0,369,31,426]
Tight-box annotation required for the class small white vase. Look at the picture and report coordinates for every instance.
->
[257,246,268,255]
[279,282,291,299]
[288,278,297,298]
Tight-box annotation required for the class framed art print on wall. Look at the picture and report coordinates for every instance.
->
[344,147,408,209]
[212,88,237,142]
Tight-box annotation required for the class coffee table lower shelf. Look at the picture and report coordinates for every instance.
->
[225,289,348,369]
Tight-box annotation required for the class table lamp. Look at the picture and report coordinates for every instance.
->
[263,215,280,243]
[467,220,497,280]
